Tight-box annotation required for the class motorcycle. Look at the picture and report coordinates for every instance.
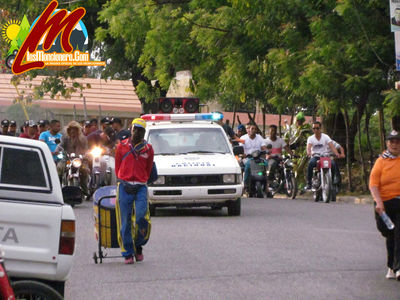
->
[311,154,336,203]
[57,150,86,206]
[268,154,298,199]
[248,150,268,198]
[88,146,116,195]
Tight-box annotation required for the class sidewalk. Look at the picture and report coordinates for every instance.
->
[273,192,374,205]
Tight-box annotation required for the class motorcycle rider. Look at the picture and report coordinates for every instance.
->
[264,125,293,181]
[327,140,346,188]
[306,121,340,190]
[55,121,89,196]
[241,124,267,193]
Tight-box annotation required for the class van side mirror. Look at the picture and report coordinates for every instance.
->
[233,146,244,156]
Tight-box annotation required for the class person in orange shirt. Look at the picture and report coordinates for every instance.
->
[369,130,400,280]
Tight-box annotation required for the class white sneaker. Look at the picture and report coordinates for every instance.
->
[396,270,400,281]
[386,268,396,279]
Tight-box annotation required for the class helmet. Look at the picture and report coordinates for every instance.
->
[131,118,146,129]
[296,112,305,122]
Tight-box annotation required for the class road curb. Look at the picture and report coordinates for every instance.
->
[273,193,374,205]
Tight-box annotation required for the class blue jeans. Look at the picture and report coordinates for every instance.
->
[115,183,151,258]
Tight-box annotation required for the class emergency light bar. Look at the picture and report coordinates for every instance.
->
[141,113,223,122]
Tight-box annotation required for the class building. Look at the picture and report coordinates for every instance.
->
[0,73,142,127]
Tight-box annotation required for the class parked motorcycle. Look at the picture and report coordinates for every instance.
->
[268,155,298,199]
[311,155,336,203]
[89,146,116,195]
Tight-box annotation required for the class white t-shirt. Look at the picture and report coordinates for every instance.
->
[264,137,287,158]
[241,134,265,155]
[307,133,332,156]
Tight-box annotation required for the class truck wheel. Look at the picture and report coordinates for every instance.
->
[149,204,156,217]
[227,198,241,216]
[12,280,63,300]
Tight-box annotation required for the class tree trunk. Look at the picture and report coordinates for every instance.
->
[343,109,353,192]
[232,104,237,129]
[357,108,368,192]
[379,107,386,152]
[278,113,282,137]
[364,111,374,171]
[262,106,266,137]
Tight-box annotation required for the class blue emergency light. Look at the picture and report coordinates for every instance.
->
[141,113,223,122]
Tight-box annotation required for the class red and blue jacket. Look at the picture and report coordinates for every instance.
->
[115,138,154,183]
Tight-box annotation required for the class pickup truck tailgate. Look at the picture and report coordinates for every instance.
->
[0,200,72,281]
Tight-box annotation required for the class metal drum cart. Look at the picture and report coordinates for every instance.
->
[93,185,120,263]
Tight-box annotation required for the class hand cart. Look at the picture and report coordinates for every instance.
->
[93,185,121,263]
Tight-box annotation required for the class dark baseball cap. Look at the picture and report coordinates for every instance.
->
[38,119,49,126]
[111,117,122,125]
[1,119,9,127]
[387,130,400,140]
[101,117,111,124]
[9,120,16,127]
[84,120,91,127]
[26,120,37,127]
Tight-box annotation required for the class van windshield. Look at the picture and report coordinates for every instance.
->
[147,128,230,155]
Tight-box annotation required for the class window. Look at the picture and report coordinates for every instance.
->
[0,147,48,188]
[148,128,230,154]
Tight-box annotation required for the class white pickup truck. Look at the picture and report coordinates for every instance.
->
[0,135,76,296]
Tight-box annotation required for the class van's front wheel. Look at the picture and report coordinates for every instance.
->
[227,198,241,216]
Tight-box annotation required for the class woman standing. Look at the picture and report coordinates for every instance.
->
[369,130,400,280]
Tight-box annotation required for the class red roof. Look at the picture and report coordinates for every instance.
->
[0,74,141,114]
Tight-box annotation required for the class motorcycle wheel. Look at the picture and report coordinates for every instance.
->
[105,168,112,185]
[12,280,63,300]
[94,173,100,189]
[285,175,298,199]
[321,170,331,203]
[255,181,263,198]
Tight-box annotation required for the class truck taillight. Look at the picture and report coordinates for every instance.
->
[59,220,75,255]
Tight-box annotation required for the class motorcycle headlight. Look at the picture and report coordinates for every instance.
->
[57,153,64,160]
[223,174,235,184]
[153,176,165,185]
[72,158,82,168]
[90,147,103,158]
[285,160,293,167]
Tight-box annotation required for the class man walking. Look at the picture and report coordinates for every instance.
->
[115,118,154,264]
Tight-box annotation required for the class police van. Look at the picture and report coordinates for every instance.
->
[142,113,243,216]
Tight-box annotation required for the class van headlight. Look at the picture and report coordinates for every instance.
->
[236,174,242,183]
[223,174,235,184]
[72,158,82,168]
[153,176,165,185]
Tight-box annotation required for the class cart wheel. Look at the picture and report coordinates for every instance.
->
[93,252,98,264]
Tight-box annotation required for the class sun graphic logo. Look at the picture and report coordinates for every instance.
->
[1,16,30,69]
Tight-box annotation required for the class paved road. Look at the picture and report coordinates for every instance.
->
[66,197,399,300]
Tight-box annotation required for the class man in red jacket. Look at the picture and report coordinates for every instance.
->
[115,118,154,264]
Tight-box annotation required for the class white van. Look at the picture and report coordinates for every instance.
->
[142,113,243,216]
